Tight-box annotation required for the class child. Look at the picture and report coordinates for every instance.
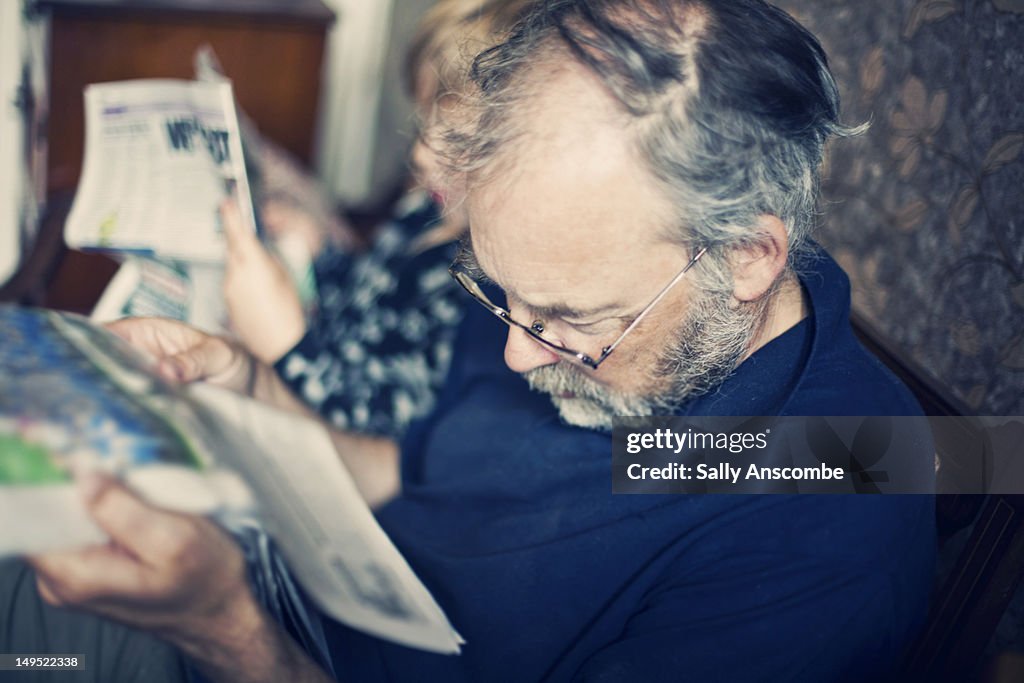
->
[222,0,534,437]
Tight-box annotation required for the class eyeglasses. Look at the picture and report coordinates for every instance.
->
[448,246,707,370]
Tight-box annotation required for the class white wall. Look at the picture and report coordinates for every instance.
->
[367,0,438,205]
[0,1,46,287]
[314,0,396,205]
[0,1,26,284]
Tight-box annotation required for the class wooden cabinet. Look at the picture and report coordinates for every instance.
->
[24,0,334,312]
[39,0,334,193]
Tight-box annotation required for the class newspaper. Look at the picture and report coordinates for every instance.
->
[90,241,315,335]
[64,79,256,263]
[91,256,228,334]
[0,306,463,654]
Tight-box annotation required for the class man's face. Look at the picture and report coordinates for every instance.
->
[465,64,759,429]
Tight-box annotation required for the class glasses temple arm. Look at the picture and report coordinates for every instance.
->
[598,247,708,360]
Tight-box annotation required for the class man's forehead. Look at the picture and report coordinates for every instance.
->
[459,241,620,319]
[490,58,629,176]
[465,64,681,305]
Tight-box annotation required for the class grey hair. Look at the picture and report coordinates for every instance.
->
[443,0,862,292]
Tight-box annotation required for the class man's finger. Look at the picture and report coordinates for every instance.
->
[85,481,194,562]
[28,541,146,606]
[107,317,206,359]
[34,572,64,606]
[23,471,121,603]
[163,334,247,387]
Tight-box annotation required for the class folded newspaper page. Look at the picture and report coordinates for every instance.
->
[65,79,256,262]
[0,306,463,654]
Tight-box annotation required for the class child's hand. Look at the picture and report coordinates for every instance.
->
[222,201,307,364]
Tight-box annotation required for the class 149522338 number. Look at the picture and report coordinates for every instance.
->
[0,654,84,670]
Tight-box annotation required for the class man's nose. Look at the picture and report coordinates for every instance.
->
[504,326,560,374]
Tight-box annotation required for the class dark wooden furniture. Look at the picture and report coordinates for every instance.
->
[854,312,1024,681]
[37,0,334,193]
[4,0,335,312]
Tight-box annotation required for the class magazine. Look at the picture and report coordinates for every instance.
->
[0,305,463,654]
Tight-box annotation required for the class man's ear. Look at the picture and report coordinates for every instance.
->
[730,215,789,302]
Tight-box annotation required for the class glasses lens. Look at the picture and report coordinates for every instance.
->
[450,266,600,368]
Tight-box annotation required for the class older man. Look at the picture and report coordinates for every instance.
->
[4,1,934,681]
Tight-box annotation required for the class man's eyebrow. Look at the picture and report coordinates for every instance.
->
[456,239,620,320]
[529,302,619,321]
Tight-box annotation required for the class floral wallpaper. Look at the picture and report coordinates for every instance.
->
[777,0,1024,414]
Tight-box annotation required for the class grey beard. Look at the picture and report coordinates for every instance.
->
[522,286,765,430]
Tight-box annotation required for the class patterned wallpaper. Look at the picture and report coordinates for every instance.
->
[776,0,1024,414]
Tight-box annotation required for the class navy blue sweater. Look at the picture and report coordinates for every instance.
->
[322,248,936,682]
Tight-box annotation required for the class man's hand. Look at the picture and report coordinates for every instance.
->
[222,200,307,364]
[108,317,253,394]
[28,474,250,640]
[27,474,334,683]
